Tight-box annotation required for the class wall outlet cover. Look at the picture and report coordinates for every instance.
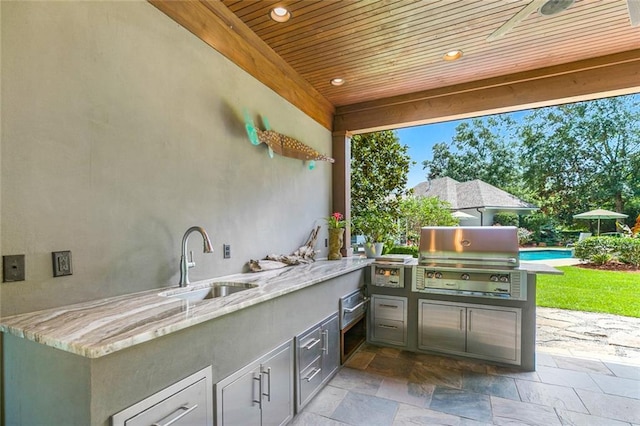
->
[3,254,26,282]
[52,251,73,277]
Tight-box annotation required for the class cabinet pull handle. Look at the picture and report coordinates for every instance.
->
[151,404,198,426]
[378,324,398,329]
[304,367,322,382]
[253,374,262,409]
[262,366,272,402]
[460,309,464,331]
[468,309,472,332]
[343,297,369,314]
[303,338,321,350]
[321,330,329,354]
[379,304,398,308]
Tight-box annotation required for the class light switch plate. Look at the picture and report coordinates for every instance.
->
[52,251,72,277]
[3,254,25,282]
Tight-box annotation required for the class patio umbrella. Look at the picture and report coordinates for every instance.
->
[572,209,628,235]
[451,211,476,220]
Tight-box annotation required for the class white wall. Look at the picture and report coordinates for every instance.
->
[0,1,332,316]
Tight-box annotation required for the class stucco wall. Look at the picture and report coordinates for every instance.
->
[0,1,332,316]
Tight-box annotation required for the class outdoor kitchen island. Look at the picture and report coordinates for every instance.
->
[1,258,371,426]
[367,227,561,372]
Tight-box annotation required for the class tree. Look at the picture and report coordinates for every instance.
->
[350,131,413,242]
[399,196,457,244]
[521,95,640,225]
[422,116,523,194]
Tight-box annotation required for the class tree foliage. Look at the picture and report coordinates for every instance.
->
[399,196,457,244]
[422,116,522,194]
[420,94,640,230]
[521,96,640,224]
[350,131,413,241]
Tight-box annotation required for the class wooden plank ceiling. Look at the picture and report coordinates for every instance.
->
[220,0,640,108]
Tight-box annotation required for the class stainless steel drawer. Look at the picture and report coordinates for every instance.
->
[372,319,406,344]
[297,327,322,371]
[298,357,323,407]
[372,297,405,321]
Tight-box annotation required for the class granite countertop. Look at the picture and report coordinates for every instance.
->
[0,258,372,359]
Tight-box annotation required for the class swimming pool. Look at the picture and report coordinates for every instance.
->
[519,249,574,261]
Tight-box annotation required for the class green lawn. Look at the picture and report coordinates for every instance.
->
[536,266,640,318]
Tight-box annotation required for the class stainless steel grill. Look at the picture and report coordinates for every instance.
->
[413,227,527,300]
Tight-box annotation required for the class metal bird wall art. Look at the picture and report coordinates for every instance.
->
[244,110,334,170]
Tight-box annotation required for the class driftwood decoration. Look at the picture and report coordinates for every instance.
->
[244,110,334,170]
[249,226,320,272]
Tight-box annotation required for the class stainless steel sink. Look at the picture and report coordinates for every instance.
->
[160,282,258,302]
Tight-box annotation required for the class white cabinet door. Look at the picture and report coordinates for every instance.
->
[467,307,520,363]
[418,301,466,353]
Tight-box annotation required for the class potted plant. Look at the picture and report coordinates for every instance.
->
[326,212,347,260]
[353,209,397,258]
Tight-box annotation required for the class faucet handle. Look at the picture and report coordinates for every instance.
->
[188,250,196,269]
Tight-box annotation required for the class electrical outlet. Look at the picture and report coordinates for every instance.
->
[3,254,25,282]
[52,251,73,277]
[223,244,231,259]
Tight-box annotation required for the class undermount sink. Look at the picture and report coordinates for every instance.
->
[160,282,258,302]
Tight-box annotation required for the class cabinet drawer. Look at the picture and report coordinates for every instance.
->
[373,297,405,321]
[297,326,323,371]
[372,319,405,345]
[112,367,212,426]
[298,357,323,408]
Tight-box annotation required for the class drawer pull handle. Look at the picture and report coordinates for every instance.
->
[379,304,398,308]
[378,324,398,329]
[253,375,262,409]
[303,338,321,350]
[151,404,198,426]
[343,297,370,314]
[304,367,322,382]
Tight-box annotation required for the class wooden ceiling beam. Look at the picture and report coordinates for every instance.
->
[149,0,335,130]
[334,50,640,134]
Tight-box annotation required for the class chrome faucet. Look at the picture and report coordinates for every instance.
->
[179,226,214,287]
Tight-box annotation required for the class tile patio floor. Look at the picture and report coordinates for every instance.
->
[294,343,640,425]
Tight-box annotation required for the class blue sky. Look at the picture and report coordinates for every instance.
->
[396,111,530,189]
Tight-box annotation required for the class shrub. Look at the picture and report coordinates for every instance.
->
[573,236,640,266]
[574,236,620,262]
[618,238,640,267]
[493,212,519,227]
[517,228,533,245]
[387,246,419,258]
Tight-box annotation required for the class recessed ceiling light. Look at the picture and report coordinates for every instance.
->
[330,78,346,86]
[270,7,291,23]
[443,50,463,61]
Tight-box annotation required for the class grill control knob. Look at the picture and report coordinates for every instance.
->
[490,275,499,282]
[434,272,443,279]
[426,271,434,278]
[499,275,509,283]
[460,273,470,280]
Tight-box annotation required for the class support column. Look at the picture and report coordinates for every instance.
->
[332,131,351,255]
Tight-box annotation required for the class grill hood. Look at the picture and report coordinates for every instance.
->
[419,226,520,269]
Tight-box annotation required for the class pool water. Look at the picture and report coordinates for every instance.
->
[519,249,574,261]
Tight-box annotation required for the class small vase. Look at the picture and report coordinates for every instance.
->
[328,228,344,260]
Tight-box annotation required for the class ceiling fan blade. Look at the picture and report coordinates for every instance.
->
[487,0,548,42]
[628,0,640,26]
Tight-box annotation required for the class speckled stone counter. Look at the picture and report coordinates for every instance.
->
[0,258,372,358]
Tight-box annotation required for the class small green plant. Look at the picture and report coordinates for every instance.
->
[387,246,419,258]
[590,252,613,266]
